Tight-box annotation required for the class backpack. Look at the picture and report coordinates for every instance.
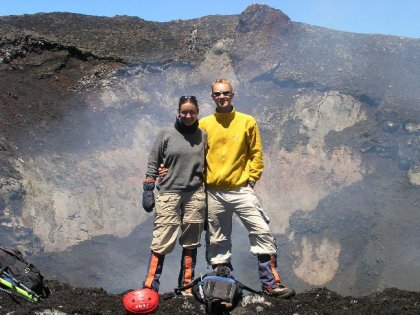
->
[0,245,49,302]
[176,266,260,315]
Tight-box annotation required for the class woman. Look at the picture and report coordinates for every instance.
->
[141,95,206,295]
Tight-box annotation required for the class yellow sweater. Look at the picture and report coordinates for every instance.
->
[199,108,264,189]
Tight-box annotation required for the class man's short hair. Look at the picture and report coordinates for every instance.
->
[211,79,233,92]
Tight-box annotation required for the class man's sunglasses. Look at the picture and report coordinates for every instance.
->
[212,91,232,97]
[179,95,197,104]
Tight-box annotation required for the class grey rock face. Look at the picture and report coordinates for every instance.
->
[0,4,419,296]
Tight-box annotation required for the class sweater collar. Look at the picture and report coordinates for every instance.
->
[174,117,199,133]
[214,106,236,118]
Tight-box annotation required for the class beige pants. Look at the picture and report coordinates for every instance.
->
[206,186,277,265]
[151,185,206,255]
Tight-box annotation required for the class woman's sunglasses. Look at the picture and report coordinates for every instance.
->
[179,95,197,104]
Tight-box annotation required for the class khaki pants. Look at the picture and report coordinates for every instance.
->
[151,185,206,254]
[206,186,277,265]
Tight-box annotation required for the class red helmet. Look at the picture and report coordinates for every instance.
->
[122,288,159,314]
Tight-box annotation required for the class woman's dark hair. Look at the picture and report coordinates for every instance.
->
[178,95,198,112]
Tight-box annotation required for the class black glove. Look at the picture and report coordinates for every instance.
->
[142,180,155,212]
[142,190,155,212]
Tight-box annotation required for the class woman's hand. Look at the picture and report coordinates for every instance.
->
[158,164,168,179]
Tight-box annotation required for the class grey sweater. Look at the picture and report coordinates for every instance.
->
[145,123,206,192]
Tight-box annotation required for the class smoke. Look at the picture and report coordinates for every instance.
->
[21,64,420,296]
[18,63,218,292]
[4,15,420,297]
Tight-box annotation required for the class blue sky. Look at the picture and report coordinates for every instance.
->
[1,0,419,38]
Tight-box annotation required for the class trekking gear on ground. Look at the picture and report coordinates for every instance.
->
[211,262,234,272]
[0,271,40,303]
[175,266,261,315]
[142,179,155,212]
[0,245,49,303]
[122,288,159,314]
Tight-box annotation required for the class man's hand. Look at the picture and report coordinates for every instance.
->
[142,179,155,212]
[248,180,256,189]
[158,164,168,179]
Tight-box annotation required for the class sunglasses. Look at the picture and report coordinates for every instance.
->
[179,95,197,104]
[212,91,232,97]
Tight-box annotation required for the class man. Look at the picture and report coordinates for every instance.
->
[159,80,294,298]
[198,79,295,298]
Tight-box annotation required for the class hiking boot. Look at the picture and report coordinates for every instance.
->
[180,288,193,297]
[174,287,193,297]
[263,284,295,299]
[220,301,233,309]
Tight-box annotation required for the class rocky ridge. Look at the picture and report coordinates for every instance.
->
[1,280,420,314]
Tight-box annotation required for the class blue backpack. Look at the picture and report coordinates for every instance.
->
[176,266,261,315]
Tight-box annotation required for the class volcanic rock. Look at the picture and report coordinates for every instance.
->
[0,4,419,306]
